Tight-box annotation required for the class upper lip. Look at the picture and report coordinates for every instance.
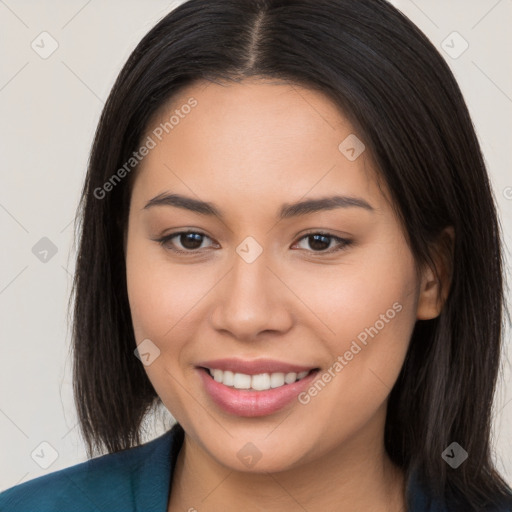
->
[197,358,318,375]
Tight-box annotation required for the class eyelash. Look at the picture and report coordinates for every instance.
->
[154,230,353,256]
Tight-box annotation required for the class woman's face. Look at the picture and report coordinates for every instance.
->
[125,79,435,472]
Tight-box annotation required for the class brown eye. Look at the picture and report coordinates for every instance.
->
[294,232,353,253]
[157,231,214,253]
[176,232,206,250]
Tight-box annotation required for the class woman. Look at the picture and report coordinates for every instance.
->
[1,0,511,510]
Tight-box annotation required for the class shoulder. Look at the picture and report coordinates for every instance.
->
[0,424,183,512]
[407,469,512,512]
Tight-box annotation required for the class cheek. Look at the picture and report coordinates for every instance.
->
[291,241,419,406]
[289,268,418,454]
[125,233,206,416]
[287,246,418,350]
[126,230,208,343]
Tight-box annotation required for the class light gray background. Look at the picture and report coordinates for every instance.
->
[1,0,511,490]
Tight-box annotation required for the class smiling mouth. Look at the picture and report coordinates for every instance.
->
[200,367,319,391]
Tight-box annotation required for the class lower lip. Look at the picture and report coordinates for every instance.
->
[198,368,319,417]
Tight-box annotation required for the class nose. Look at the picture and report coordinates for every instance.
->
[209,249,294,342]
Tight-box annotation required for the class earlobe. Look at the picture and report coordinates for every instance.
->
[416,226,455,320]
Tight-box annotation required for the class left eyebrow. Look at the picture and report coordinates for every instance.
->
[143,192,375,219]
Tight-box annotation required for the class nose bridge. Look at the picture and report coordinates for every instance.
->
[231,241,270,298]
[227,239,274,313]
[227,233,271,293]
[210,237,292,338]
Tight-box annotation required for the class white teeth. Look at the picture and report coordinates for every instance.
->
[223,370,234,386]
[284,372,297,384]
[270,372,285,388]
[251,373,271,391]
[207,368,311,391]
[233,373,251,389]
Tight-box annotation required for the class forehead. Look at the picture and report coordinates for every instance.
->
[131,79,386,217]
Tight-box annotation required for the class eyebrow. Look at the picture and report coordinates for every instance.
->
[143,192,375,219]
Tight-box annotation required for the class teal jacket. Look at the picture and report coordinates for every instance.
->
[0,423,509,511]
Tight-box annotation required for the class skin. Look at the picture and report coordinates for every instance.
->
[125,78,452,512]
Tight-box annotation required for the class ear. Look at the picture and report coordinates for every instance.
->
[416,226,455,320]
